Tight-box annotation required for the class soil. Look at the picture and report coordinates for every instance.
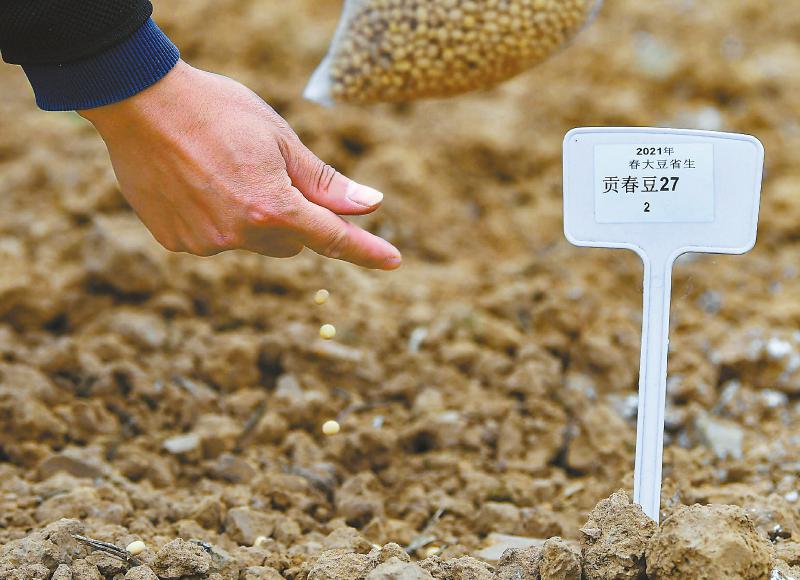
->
[1,0,800,578]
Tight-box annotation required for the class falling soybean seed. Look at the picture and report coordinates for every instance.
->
[126,540,146,556]
[319,324,336,340]
[314,289,330,305]
[322,420,341,436]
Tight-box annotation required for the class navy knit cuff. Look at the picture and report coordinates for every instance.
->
[21,19,179,112]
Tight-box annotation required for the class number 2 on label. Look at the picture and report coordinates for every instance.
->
[644,202,651,213]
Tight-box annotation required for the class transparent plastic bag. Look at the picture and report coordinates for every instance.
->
[305,0,603,105]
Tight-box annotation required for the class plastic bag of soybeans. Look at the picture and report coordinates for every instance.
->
[305,0,602,106]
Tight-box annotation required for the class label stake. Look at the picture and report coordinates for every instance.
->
[563,127,764,522]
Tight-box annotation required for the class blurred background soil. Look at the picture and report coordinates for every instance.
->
[1,0,800,577]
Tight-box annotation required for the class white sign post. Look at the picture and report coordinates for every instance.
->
[563,127,764,522]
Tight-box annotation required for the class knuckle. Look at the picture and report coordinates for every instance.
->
[321,227,350,260]
[310,158,337,194]
[247,198,301,229]
[211,229,243,252]
[246,204,279,227]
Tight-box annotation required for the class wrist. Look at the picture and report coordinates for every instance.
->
[79,59,191,129]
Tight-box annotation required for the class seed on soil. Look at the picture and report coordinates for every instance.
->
[126,540,147,555]
[314,289,330,305]
[322,420,341,435]
[320,324,337,340]
[254,535,269,547]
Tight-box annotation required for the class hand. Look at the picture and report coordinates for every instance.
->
[78,60,401,270]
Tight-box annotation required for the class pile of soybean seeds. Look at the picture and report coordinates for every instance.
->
[328,0,599,103]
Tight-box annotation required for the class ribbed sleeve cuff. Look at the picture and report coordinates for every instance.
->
[21,19,179,112]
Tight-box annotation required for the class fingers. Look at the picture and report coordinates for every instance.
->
[284,139,384,216]
[292,196,402,270]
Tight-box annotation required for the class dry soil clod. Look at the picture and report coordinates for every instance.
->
[645,504,774,580]
[579,490,656,580]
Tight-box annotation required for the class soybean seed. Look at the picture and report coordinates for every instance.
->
[126,540,146,556]
[319,324,337,340]
[314,289,330,305]
[322,420,341,435]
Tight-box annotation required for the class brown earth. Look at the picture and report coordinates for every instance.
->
[1,0,800,578]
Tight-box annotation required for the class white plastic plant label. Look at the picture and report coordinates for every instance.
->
[563,127,764,522]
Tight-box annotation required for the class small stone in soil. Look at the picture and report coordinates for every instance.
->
[320,324,337,340]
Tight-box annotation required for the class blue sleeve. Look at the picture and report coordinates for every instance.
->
[21,18,179,112]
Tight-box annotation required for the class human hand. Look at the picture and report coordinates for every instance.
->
[78,60,401,270]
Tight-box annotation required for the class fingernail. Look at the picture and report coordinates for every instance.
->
[346,182,384,207]
[384,254,402,269]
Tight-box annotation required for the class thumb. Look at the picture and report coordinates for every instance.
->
[283,138,384,215]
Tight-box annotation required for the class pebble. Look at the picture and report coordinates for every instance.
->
[319,324,337,340]
[768,337,794,359]
[695,411,744,460]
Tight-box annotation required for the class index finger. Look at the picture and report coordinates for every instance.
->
[294,198,401,270]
